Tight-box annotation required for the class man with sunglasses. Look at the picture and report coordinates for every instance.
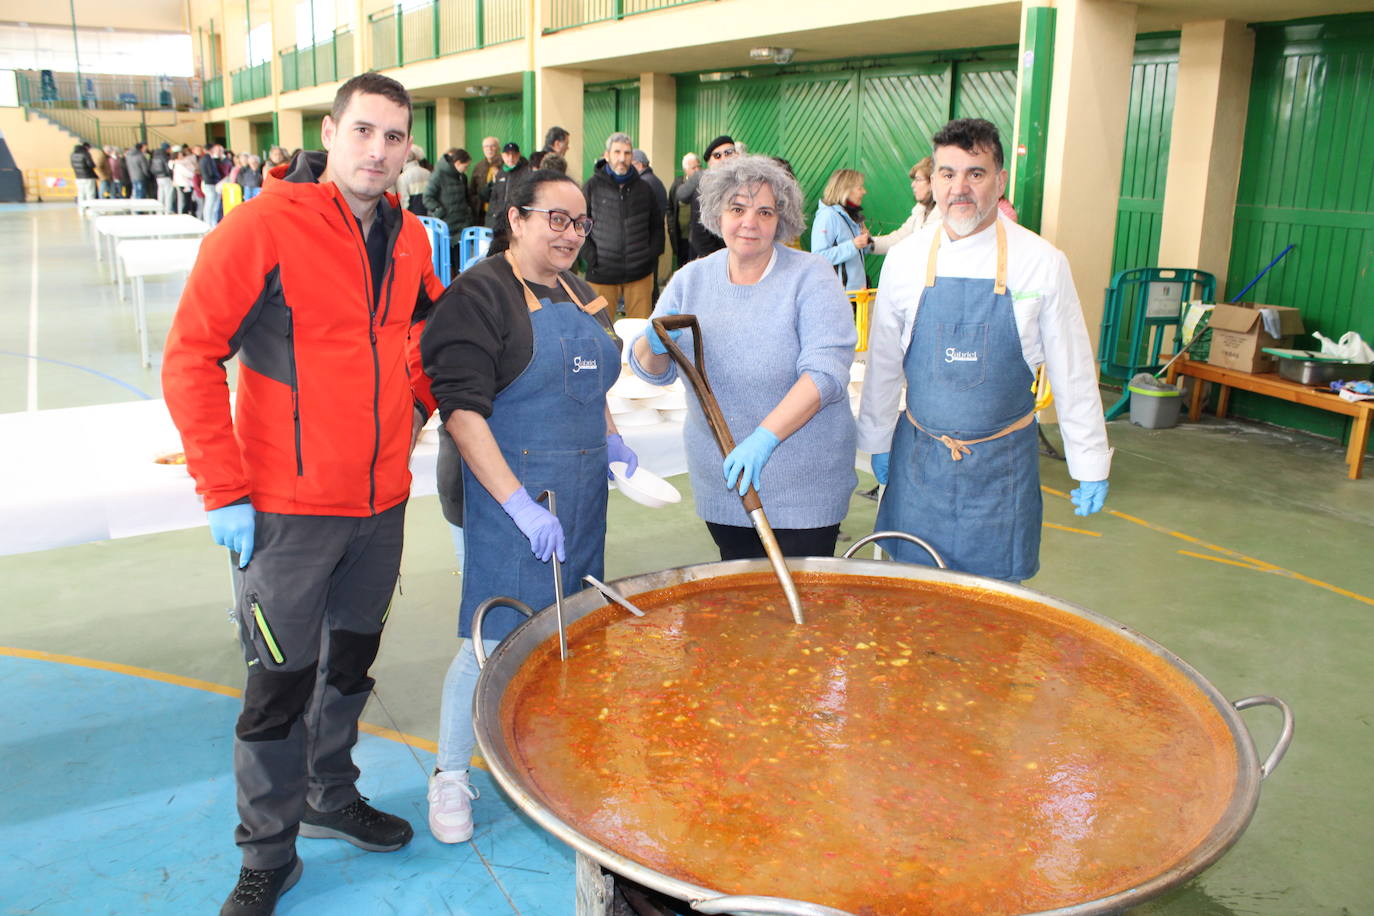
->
[675,134,735,262]
[582,131,664,319]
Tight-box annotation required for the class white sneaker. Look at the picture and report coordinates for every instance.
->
[427,770,479,843]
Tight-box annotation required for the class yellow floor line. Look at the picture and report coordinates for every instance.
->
[1043,522,1103,537]
[1177,549,1270,571]
[1,645,446,751]
[1040,486,1374,607]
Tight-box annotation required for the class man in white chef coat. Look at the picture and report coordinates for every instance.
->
[856,118,1111,582]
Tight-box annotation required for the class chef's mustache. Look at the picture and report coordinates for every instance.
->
[947,195,976,206]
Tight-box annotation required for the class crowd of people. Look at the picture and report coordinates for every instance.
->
[159,71,1112,916]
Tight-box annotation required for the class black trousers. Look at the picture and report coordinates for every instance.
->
[705,521,841,561]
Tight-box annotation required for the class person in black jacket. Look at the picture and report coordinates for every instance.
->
[423,148,476,265]
[150,142,175,212]
[582,132,664,319]
[70,143,97,204]
[675,134,734,263]
[528,126,569,170]
[482,143,529,228]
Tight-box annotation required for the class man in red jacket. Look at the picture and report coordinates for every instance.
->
[162,72,443,916]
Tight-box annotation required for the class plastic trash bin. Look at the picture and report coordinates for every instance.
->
[1127,373,1183,429]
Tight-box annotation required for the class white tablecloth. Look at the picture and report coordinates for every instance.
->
[0,400,687,556]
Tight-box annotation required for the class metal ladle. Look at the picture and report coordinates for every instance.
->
[651,314,805,625]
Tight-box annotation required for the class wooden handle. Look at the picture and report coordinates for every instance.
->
[651,314,762,513]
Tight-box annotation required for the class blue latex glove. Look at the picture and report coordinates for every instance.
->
[501,488,566,563]
[871,452,890,486]
[606,433,638,480]
[723,427,781,496]
[209,503,256,568]
[644,322,683,356]
[1070,479,1109,516]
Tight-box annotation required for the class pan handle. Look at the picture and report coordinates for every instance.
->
[1232,695,1294,779]
[690,894,854,916]
[652,314,760,514]
[470,597,535,669]
[842,531,948,569]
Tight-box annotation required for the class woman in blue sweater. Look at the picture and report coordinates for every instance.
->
[810,167,872,292]
[630,155,857,559]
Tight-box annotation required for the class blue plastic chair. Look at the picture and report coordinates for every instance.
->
[416,216,452,285]
[459,226,493,274]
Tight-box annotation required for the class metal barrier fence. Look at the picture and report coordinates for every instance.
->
[368,0,524,69]
[15,70,202,111]
[230,63,272,103]
[280,31,354,92]
[204,76,224,109]
[545,0,711,32]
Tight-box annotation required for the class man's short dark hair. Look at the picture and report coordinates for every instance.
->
[931,118,1004,171]
[331,72,413,132]
[446,148,471,164]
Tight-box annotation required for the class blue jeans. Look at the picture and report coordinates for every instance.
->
[132,180,148,199]
[99,180,116,199]
[436,638,500,772]
[202,183,222,226]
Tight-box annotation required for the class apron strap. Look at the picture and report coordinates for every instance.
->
[504,250,593,314]
[905,408,1035,461]
[924,217,1009,295]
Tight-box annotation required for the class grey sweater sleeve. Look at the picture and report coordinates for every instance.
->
[793,257,858,406]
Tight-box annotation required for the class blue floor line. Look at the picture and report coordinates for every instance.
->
[0,350,154,400]
[0,654,574,915]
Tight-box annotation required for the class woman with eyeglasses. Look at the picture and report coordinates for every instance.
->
[811,168,873,293]
[420,170,636,844]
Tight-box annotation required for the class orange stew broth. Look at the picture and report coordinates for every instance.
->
[500,572,1238,915]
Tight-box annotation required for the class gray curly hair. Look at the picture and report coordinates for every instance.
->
[697,154,805,243]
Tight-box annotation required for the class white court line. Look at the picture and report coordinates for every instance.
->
[27,218,39,411]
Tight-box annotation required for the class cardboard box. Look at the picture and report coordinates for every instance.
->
[1206,303,1305,373]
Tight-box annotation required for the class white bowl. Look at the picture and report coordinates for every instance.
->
[609,374,665,401]
[612,406,664,427]
[660,407,688,423]
[610,461,681,508]
[614,318,649,361]
[606,394,635,414]
[647,388,688,410]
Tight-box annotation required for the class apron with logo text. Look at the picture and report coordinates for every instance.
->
[875,220,1042,581]
[458,253,619,639]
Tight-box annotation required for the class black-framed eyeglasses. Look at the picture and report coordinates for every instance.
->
[710,147,737,161]
[521,207,594,236]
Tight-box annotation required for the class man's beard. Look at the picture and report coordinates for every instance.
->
[944,196,992,237]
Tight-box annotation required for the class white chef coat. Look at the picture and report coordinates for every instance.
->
[856,214,1113,483]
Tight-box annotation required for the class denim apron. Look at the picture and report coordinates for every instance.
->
[875,220,1042,581]
[458,252,619,639]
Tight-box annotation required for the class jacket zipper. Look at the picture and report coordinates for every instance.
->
[285,307,303,475]
[248,593,286,665]
[333,196,383,515]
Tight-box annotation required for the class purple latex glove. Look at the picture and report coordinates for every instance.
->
[501,488,566,562]
[1070,479,1109,516]
[208,503,255,568]
[607,433,638,480]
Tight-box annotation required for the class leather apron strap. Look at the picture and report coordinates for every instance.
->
[925,217,1008,295]
[505,250,609,316]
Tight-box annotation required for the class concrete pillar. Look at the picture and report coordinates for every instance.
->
[1156,20,1254,292]
[639,72,677,282]
[228,117,253,153]
[1039,0,1138,348]
[535,67,584,181]
[277,108,304,152]
[353,0,368,76]
[435,98,465,153]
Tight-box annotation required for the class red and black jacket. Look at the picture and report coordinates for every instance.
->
[163,152,443,516]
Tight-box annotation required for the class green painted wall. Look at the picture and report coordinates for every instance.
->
[302,114,323,151]
[582,82,640,176]
[464,94,524,158]
[1111,35,1180,277]
[1224,13,1374,440]
[675,48,1018,266]
[412,102,436,164]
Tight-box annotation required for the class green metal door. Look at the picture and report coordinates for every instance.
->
[952,55,1017,151]
[303,114,323,152]
[858,64,953,239]
[582,82,640,177]
[465,95,524,156]
[1225,13,1374,439]
[1111,35,1180,278]
[412,102,436,162]
[250,120,277,160]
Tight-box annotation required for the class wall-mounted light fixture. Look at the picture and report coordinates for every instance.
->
[465,85,492,97]
[749,47,795,64]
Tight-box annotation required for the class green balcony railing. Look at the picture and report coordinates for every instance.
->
[204,75,224,109]
[545,0,710,33]
[230,61,272,102]
[280,30,354,92]
[368,0,524,70]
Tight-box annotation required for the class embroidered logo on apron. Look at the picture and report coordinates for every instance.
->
[572,356,598,373]
[945,348,979,363]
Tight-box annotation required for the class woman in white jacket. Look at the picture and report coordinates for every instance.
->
[871,157,941,255]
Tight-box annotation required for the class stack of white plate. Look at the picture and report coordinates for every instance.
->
[613,318,649,363]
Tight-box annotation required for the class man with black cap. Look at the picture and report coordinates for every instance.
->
[674,134,734,261]
[482,141,529,227]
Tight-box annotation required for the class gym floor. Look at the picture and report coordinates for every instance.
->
[1,202,1370,915]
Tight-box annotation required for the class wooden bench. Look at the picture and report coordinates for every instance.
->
[1166,355,1373,480]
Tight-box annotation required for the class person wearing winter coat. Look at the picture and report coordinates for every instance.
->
[91,145,114,198]
[70,143,97,203]
[581,132,664,319]
[482,143,529,228]
[423,148,475,260]
[125,143,152,199]
[150,143,175,212]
